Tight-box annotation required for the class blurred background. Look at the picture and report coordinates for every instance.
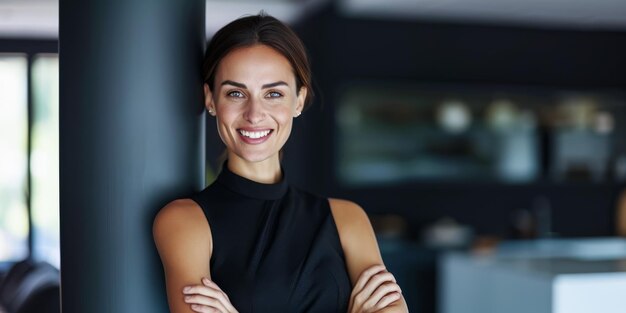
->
[1,0,626,312]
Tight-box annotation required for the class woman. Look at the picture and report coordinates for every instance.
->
[153,13,408,313]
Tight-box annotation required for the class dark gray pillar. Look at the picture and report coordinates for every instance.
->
[59,1,205,312]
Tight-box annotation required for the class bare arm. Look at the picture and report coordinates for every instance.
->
[153,199,212,313]
[330,198,409,313]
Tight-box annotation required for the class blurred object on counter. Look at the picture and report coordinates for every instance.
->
[370,214,409,240]
[470,235,501,255]
[616,189,626,237]
[551,129,611,181]
[553,95,597,129]
[550,94,613,182]
[486,98,518,130]
[594,111,614,134]
[437,99,472,134]
[422,217,473,249]
[486,98,539,182]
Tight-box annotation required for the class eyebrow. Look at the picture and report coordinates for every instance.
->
[220,80,289,89]
[261,81,289,89]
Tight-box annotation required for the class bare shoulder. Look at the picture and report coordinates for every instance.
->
[328,198,383,284]
[153,198,212,262]
[328,198,370,232]
[153,199,210,243]
[328,198,362,211]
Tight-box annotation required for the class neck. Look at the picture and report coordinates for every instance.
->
[226,153,282,184]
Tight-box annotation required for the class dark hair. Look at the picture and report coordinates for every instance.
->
[202,12,314,110]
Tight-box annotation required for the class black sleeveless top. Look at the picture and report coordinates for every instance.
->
[189,164,351,313]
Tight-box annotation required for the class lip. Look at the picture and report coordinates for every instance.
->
[237,128,274,145]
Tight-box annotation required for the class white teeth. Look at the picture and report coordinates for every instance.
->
[239,129,271,139]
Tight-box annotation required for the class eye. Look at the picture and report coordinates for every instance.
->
[226,90,245,98]
[266,91,283,98]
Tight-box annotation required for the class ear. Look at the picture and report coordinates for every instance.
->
[204,83,216,116]
[295,86,307,117]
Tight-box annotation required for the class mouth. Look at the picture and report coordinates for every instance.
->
[237,128,274,144]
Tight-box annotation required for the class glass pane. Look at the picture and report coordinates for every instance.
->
[31,54,60,269]
[0,54,29,262]
[336,83,626,187]
[336,84,541,186]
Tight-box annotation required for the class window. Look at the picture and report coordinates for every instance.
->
[31,55,60,268]
[0,40,58,268]
[0,54,29,262]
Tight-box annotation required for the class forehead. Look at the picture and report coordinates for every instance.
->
[215,44,295,86]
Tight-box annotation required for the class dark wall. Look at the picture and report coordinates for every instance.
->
[279,5,626,238]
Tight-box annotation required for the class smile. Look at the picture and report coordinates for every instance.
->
[238,129,272,139]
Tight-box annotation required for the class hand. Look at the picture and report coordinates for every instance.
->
[182,277,239,313]
[348,264,402,313]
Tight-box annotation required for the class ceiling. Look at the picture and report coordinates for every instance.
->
[0,0,58,38]
[341,0,626,30]
[1,0,626,39]
[204,0,327,37]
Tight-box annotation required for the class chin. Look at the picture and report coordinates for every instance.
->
[234,150,277,164]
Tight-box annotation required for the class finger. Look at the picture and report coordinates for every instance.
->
[202,277,214,287]
[202,278,228,296]
[350,265,388,312]
[202,278,237,311]
[185,293,227,308]
[352,265,386,295]
[198,278,237,312]
[364,282,402,310]
[183,285,222,299]
[190,303,224,313]
[373,291,402,310]
[356,271,397,301]
[184,288,233,313]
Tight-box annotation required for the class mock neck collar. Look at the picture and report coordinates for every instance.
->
[216,161,288,200]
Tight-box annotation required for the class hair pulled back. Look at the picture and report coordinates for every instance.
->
[202,12,314,109]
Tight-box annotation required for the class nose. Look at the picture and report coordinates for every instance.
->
[243,97,266,124]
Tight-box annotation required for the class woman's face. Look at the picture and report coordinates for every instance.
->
[204,44,306,164]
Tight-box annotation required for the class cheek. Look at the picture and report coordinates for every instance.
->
[214,111,239,143]
[215,106,238,127]
[277,114,295,139]
[277,101,297,119]
[275,108,294,126]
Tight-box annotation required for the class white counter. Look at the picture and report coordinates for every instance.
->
[439,238,626,313]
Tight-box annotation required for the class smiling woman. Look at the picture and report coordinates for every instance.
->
[153,12,408,313]
[206,44,304,169]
